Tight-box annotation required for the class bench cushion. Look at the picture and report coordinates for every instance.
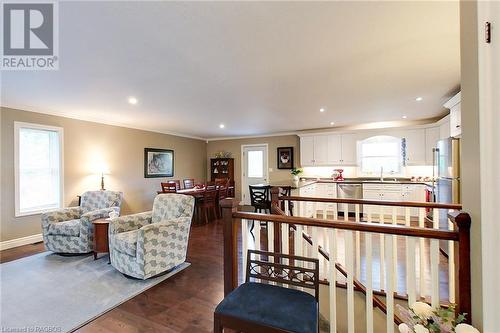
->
[215,282,318,333]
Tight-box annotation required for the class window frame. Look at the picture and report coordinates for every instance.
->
[357,135,404,176]
[14,122,64,217]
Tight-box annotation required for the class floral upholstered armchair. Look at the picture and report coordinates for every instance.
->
[41,190,123,254]
[108,193,195,279]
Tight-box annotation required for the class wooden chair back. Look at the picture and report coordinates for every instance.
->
[249,185,270,208]
[278,186,293,213]
[183,179,195,189]
[202,189,218,206]
[160,182,178,193]
[246,250,320,301]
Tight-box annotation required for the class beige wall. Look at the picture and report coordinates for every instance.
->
[207,135,300,201]
[0,107,207,242]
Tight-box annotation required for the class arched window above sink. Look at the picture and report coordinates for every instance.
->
[358,135,403,175]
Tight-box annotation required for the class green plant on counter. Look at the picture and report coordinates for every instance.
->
[290,168,303,176]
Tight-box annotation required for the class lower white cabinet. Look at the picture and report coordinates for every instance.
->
[363,183,425,217]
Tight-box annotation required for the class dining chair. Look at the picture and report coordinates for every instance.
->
[160,182,177,193]
[198,189,218,224]
[216,179,229,218]
[183,178,195,189]
[278,186,294,216]
[249,185,271,213]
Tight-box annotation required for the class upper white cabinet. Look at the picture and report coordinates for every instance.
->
[439,115,451,139]
[300,136,315,165]
[300,133,358,167]
[313,136,329,165]
[444,92,461,138]
[340,133,357,165]
[425,127,440,165]
[403,129,426,165]
[327,134,342,164]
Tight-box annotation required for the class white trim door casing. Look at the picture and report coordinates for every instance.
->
[241,144,269,205]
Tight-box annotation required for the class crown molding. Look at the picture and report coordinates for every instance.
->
[1,104,207,141]
[206,131,299,142]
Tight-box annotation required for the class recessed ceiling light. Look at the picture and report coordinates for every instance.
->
[319,108,325,113]
[402,115,408,119]
[415,97,423,102]
[128,97,138,105]
[219,124,225,129]
[330,122,335,126]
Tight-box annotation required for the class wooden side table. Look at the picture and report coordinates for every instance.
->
[92,218,110,261]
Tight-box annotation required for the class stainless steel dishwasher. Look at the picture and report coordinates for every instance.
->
[337,183,363,215]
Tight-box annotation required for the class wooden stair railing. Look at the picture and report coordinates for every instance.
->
[220,190,472,332]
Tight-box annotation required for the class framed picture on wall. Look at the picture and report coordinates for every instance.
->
[277,147,294,169]
[144,148,174,178]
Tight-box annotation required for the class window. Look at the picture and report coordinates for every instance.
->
[359,136,403,175]
[15,122,63,216]
[247,150,264,178]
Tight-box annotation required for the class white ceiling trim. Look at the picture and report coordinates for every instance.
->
[1,104,207,141]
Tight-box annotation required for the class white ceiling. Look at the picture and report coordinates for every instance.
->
[1,1,460,140]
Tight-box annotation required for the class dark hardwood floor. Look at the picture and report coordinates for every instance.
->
[1,221,227,333]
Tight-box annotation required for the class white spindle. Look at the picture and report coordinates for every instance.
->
[282,223,289,255]
[448,215,455,303]
[418,208,426,299]
[312,227,319,272]
[268,222,274,253]
[242,219,248,280]
[431,208,440,308]
[405,207,417,305]
[379,206,385,291]
[255,220,261,283]
[346,230,355,333]
[328,228,337,333]
[392,206,398,293]
[366,207,374,333]
[355,204,361,278]
[385,236,395,333]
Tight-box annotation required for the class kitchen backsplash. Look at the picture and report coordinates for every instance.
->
[302,166,434,179]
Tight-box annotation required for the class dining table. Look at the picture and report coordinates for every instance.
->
[157,186,235,225]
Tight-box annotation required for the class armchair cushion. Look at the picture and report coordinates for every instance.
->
[113,230,139,257]
[47,219,81,237]
[151,194,195,223]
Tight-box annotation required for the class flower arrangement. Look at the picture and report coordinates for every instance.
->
[397,302,479,333]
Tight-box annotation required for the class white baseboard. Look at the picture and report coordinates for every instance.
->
[0,234,43,251]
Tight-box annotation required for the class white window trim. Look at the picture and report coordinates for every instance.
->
[357,135,404,177]
[14,122,64,217]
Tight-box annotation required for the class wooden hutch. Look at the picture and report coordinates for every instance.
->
[210,158,235,196]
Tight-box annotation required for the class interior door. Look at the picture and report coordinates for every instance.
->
[242,145,268,205]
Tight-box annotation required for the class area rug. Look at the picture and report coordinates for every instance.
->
[0,252,190,332]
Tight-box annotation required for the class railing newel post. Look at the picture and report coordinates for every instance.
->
[221,197,240,296]
[450,211,472,323]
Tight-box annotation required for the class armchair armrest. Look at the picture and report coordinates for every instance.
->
[80,206,121,228]
[41,207,82,232]
[109,211,152,235]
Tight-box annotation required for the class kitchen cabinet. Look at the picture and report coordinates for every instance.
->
[340,133,358,165]
[425,127,440,165]
[300,133,358,167]
[300,136,315,166]
[314,183,337,214]
[444,92,461,138]
[313,136,328,165]
[327,135,342,164]
[439,115,450,139]
[401,184,426,216]
[403,129,426,165]
[363,183,425,217]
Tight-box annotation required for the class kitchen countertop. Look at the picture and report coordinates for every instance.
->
[261,178,434,189]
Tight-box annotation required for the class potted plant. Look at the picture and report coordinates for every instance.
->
[290,168,303,182]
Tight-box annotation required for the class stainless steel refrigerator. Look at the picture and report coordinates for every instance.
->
[433,138,460,254]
